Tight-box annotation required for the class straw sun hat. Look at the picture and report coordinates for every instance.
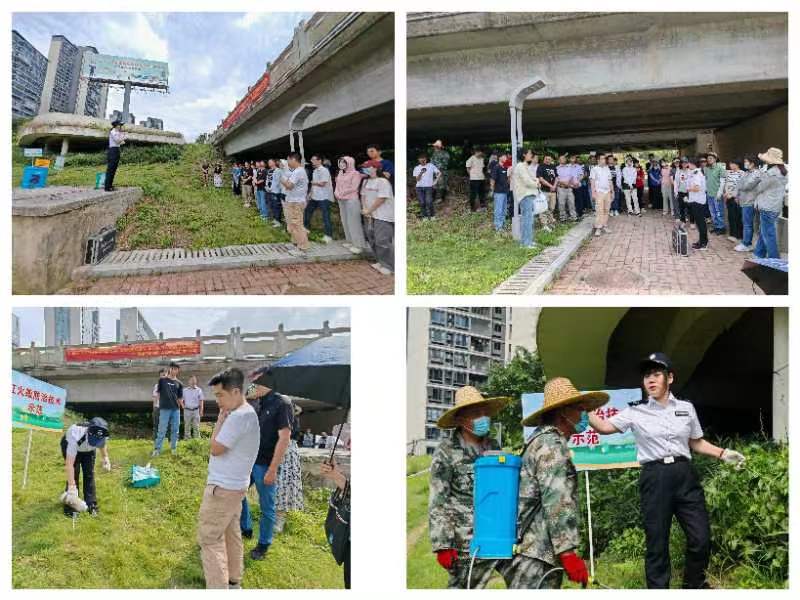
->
[521,377,609,427]
[758,147,784,165]
[436,386,511,429]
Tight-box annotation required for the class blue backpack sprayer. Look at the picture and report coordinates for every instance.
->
[467,451,577,589]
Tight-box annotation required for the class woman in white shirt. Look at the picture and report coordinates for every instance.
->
[360,165,394,275]
[685,157,708,250]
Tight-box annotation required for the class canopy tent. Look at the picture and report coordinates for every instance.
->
[252,334,350,408]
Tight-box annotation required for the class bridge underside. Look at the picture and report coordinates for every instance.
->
[407,81,787,153]
[230,101,394,160]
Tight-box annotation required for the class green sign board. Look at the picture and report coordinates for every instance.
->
[12,370,66,432]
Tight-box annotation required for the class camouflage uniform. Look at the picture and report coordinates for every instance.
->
[499,424,580,589]
[431,149,450,200]
[429,430,500,589]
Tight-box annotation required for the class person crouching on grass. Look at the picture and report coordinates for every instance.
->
[60,417,111,517]
[198,368,259,589]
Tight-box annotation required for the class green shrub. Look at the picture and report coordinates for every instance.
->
[63,144,185,168]
[579,438,787,585]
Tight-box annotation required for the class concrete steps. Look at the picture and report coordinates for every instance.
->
[72,240,368,279]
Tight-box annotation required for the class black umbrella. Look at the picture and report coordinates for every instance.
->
[741,258,788,295]
[251,334,350,461]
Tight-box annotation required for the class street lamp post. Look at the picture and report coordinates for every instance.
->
[509,79,546,239]
[288,104,318,163]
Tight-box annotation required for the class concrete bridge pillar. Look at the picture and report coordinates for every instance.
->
[322,320,331,337]
[230,327,244,360]
[773,307,788,441]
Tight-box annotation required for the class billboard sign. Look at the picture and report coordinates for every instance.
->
[12,370,67,431]
[23,148,43,157]
[82,53,169,89]
[64,339,201,362]
[522,388,641,471]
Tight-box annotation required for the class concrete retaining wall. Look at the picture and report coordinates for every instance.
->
[12,186,142,294]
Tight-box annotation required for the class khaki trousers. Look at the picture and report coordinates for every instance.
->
[198,484,246,588]
[284,201,310,250]
[594,191,612,229]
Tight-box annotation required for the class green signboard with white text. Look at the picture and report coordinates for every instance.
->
[12,370,66,432]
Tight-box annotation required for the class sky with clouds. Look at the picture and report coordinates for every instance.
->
[12,12,311,140]
[12,307,349,346]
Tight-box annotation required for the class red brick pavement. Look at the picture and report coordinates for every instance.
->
[547,211,763,295]
[61,261,394,295]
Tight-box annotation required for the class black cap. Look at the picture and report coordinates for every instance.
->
[111,119,124,127]
[87,416,110,447]
[640,352,673,374]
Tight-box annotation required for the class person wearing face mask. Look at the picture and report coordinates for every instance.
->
[335,156,367,253]
[507,378,607,588]
[428,386,510,588]
[588,353,746,589]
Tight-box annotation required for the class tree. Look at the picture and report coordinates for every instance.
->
[195,133,210,144]
[481,347,546,450]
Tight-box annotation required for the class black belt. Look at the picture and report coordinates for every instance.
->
[642,455,689,466]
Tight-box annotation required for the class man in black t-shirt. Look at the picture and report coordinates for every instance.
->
[152,362,184,457]
[489,152,511,231]
[254,161,270,221]
[242,376,292,560]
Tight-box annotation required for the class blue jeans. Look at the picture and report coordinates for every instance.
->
[520,194,535,247]
[154,408,179,452]
[255,189,269,218]
[416,187,434,218]
[753,209,780,259]
[707,193,725,230]
[304,200,333,237]
[241,463,278,547]
[493,192,508,231]
[741,205,755,246]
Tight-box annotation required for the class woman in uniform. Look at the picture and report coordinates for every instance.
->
[588,352,746,589]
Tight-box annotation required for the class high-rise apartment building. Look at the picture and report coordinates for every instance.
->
[12,314,21,349]
[44,308,101,346]
[11,30,48,119]
[406,307,539,455]
[116,308,157,342]
[38,35,108,118]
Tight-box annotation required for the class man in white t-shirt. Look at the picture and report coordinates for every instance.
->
[361,164,395,275]
[183,375,205,440]
[590,155,614,236]
[465,149,486,211]
[304,154,334,243]
[198,368,260,589]
[280,152,310,252]
[413,153,441,220]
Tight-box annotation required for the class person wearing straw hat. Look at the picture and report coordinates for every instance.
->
[588,352,746,589]
[430,140,451,201]
[748,147,788,259]
[428,385,510,588]
[503,377,607,588]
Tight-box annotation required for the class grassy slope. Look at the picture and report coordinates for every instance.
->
[12,426,342,589]
[407,205,574,295]
[405,456,770,589]
[12,143,343,250]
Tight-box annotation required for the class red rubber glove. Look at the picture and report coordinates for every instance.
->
[436,549,458,570]
[559,551,589,585]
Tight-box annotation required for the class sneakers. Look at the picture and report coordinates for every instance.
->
[242,529,253,539]
[636,212,642,217]
[370,263,392,276]
[734,243,752,252]
[88,506,99,517]
[151,450,160,458]
[727,235,738,243]
[250,544,270,560]
[228,582,242,590]
[594,229,602,237]
[691,242,708,250]
[271,220,281,228]
[322,235,333,244]
[348,246,363,255]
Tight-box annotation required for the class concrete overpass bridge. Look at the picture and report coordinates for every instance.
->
[211,12,394,159]
[407,12,788,157]
[12,322,350,432]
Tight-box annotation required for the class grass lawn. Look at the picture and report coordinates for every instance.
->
[407,202,574,295]
[406,455,775,589]
[12,143,344,250]
[12,423,343,589]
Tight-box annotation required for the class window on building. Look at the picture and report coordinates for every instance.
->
[430,309,446,326]
[454,333,468,348]
[452,314,469,330]
[444,370,453,385]
[443,389,454,405]
[429,348,445,364]
[430,329,446,345]
[428,368,443,383]
[454,353,468,368]
[425,427,440,441]
[453,371,467,385]
[444,351,454,366]
[426,407,443,423]
[427,386,443,403]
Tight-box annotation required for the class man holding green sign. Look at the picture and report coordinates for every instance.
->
[588,352,746,589]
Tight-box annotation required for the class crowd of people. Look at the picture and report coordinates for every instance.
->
[413,141,788,258]
[60,364,350,589]
[428,355,747,589]
[205,144,396,276]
